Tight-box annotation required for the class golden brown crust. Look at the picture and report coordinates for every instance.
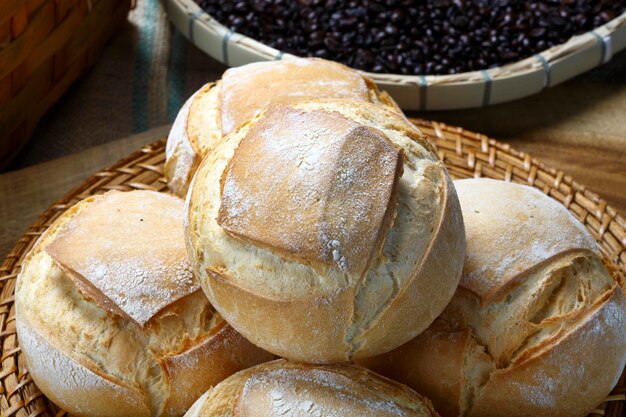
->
[454,178,599,300]
[16,190,273,417]
[219,58,372,135]
[205,268,354,363]
[361,74,402,112]
[469,287,626,417]
[184,359,440,417]
[165,58,401,198]
[360,179,626,417]
[217,105,404,276]
[17,313,151,417]
[349,171,465,358]
[360,324,470,417]
[45,191,198,327]
[162,320,275,415]
[186,99,465,363]
[165,82,221,198]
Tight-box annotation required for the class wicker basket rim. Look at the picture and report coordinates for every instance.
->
[169,0,626,86]
[0,118,624,416]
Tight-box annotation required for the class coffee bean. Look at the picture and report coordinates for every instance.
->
[196,0,626,75]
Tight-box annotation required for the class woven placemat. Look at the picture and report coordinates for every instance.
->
[0,119,624,416]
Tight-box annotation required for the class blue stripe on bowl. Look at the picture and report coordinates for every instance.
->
[534,54,552,88]
[188,9,203,43]
[222,30,234,66]
[590,31,613,64]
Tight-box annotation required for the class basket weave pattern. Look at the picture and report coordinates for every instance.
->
[0,0,131,169]
[0,120,624,416]
[163,0,626,110]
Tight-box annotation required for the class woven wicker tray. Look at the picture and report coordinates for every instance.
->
[162,0,626,111]
[0,119,624,416]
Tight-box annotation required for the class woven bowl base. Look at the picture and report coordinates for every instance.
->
[0,119,624,416]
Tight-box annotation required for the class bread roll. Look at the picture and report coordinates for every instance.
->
[184,359,439,417]
[361,178,626,417]
[15,190,273,417]
[165,57,400,197]
[185,99,465,363]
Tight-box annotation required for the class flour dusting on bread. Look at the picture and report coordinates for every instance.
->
[186,99,464,362]
[218,105,403,276]
[362,178,626,417]
[455,179,599,299]
[220,58,371,134]
[16,190,271,417]
[187,360,438,417]
[17,313,150,417]
[45,191,199,326]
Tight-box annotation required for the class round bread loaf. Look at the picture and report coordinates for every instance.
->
[185,99,465,363]
[15,190,273,417]
[165,56,400,197]
[360,178,626,417]
[183,359,439,417]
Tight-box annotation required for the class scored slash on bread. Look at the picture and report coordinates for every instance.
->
[165,57,401,198]
[361,179,626,417]
[45,191,198,326]
[458,179,600,299]
[184,359,439,417]
[185,98,466,363]
[15,190,273,417]
[217,105,404,276]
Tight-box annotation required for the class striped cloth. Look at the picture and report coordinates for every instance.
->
[11,0,227,169]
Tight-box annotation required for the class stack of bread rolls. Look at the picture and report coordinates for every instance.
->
[16,191,273,417]
[15,57,625,417]
[361,179,626,417]
[164,57,400,197]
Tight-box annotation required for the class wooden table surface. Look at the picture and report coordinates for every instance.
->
[1,79,625,259]
[421,81,626,216]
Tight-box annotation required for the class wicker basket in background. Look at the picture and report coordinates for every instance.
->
[163,0,626,111]
[0,0,132,169]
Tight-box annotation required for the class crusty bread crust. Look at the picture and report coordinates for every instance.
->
[217,105,404,276]
[456,178,599,300]
[360,323,479,417]
[162,321,275,416]
[361,179,626,417]
[45,191,198,326]
[219,57,376,135]
[165,57,401,197]
[470,287,626,417]
[17,312,151,417]
[185,99,465,363]
[351,170,465,358]
[165,82,221,198]
[15,191,273,417]
[184,359,440,417]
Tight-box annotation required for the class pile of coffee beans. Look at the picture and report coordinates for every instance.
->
[196,0,626,75]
